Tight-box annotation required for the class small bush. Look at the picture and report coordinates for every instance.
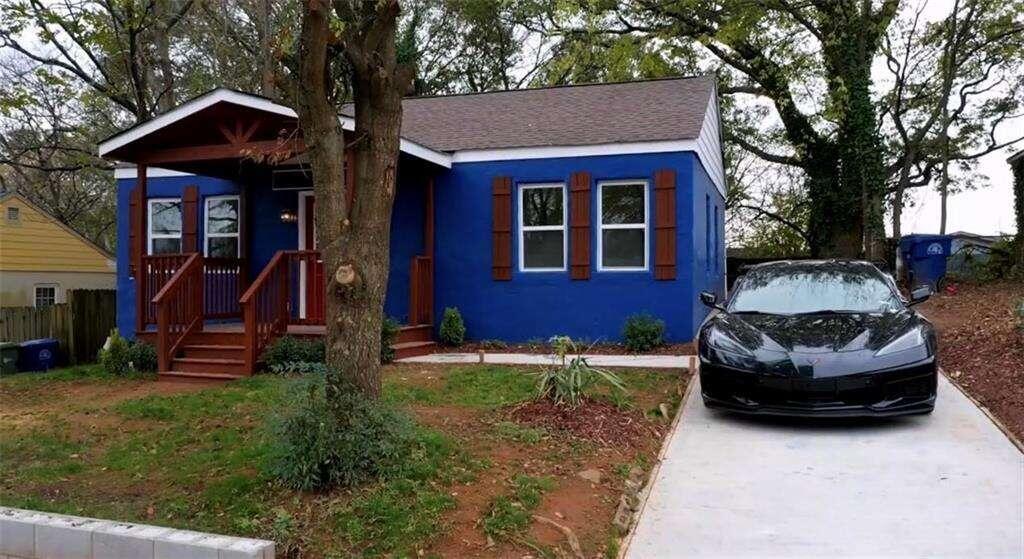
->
[622,313,666,352]
[536,337,626,408]
[439,307,465,346]
[261,336,324,370]
[380,317,400,364]
[269,361,329,375]
[100,330,133,376]
[126,342,158,373]
[267,375,416,491]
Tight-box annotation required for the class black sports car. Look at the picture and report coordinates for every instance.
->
[698,260,937,417]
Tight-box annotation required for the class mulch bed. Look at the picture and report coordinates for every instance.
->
[919,281,1024,442]
[459,341,697,355]
[508,398,664,449]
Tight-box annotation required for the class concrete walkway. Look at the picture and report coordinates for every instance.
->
[626,375,1024,558]
[398,352,695,369]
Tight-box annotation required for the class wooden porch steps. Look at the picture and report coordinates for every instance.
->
[155,323,436,382]
[158,370,248,383]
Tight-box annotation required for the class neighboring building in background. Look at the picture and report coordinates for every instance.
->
[0,191,116,307]
[946,231,1015,274]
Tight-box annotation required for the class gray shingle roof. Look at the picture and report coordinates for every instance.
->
[344,76,715,152]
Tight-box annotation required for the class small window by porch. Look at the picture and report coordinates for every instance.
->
[205,195,240,258]
[148,198,182,254]
[34,284,58,307]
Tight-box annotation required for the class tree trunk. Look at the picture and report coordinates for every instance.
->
[256,0,277,99]
[293,0,408,399]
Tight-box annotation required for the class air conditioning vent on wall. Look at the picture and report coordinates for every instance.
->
[272,167,313,191]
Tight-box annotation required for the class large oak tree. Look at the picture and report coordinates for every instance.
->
[292,0,412,398]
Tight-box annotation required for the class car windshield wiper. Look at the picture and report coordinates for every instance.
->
[790,309,860,316]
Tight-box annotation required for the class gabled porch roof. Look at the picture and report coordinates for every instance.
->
[98,88,452,175]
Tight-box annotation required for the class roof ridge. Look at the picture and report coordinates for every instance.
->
[402,74,715,102]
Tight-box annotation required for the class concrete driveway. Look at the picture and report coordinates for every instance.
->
[626,375,1024,558]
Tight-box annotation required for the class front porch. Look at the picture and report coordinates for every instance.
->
[102,89,447,379]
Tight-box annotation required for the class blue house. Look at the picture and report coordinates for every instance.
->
[98,76,726,378]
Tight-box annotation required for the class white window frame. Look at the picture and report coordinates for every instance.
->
[147,197,182,254]
[597,179,649,272]
[34,284,59,308]
[204,195,241,258]
[518,182,568,272]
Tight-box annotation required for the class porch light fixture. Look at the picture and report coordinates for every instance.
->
[280,208,298,224]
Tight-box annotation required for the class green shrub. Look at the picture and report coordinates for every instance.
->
[260,336,324,369]
[439,307,465,346]
[267,376,416,491]
[536,337,626,408]
[269,361,329,375]
[126,342,158,373]
[380,317,400,364]
[622,313,666,352]
[100,330,132,376]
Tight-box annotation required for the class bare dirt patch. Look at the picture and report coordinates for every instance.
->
[509,399,665,450]
[919,281,1024,441]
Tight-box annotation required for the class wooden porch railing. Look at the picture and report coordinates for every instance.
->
[241,250,323,371]
[141,254,245,327]
[409,255,433,325]
[152,253,204,371]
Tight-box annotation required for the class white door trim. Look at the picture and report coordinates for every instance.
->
[297,190,314,319]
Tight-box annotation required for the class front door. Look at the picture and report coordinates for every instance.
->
[298,192,323,321]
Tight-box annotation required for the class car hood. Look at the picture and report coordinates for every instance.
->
[720,311,918,354]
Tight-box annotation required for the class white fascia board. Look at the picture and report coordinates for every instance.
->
[450,138,728,197]
[114,166,194,179]
[99,88,451,168]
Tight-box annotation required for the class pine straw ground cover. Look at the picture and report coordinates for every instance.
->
[0,362,685,558]
[919,281,1024,441]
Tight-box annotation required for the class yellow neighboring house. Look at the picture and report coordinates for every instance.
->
[0,191,115,307]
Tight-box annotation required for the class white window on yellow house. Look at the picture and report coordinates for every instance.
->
[34,284,58,307]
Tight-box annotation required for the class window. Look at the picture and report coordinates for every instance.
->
[6,207,19,222]
[705,195,711,272]
[598,180,648,270]
[34,284,57,307]
[713,204,720,273]
[205,195,240,258]
[148,198,182,254]
[518,183,566,271]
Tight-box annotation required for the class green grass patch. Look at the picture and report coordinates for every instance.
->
[385,365,535,408]
[493,421,547,444]
[482,474,555,541]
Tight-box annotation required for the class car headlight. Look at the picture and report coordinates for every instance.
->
[706,328,754,357]
[875,327,926,356]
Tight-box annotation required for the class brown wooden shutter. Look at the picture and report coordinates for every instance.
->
[492,176,513,280]
[129,186,141,277]
[654,169,677,280]
[569,171,591,280]
[182,185,199,253]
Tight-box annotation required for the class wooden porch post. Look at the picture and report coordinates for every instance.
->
[135,164,148,333]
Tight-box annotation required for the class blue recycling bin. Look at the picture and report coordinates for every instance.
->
[18,338,61,372]
[899,234,953,289]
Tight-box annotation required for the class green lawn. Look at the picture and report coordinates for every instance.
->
[0,363,682,557]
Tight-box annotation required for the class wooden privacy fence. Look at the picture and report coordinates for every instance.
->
[0,289,116,365]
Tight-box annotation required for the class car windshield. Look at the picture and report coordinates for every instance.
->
[728,264,904,315]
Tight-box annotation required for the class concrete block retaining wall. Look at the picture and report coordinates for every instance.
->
[0,507,274,559]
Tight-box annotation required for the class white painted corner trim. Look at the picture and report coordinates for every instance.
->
[114,166,193,179]
[98,88,451,169]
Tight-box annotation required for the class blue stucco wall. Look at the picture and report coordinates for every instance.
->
[115,171,426,338]
[689,159,727,332]
[433,151,726,343]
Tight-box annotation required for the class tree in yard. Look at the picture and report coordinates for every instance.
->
[881,0,1024,241]
[1011,154,1024,264]
[291,0,412,399]
[538,0,900,258]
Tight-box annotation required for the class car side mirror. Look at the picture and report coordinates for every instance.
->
[909,285,932,306]
[700,291,724,311]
